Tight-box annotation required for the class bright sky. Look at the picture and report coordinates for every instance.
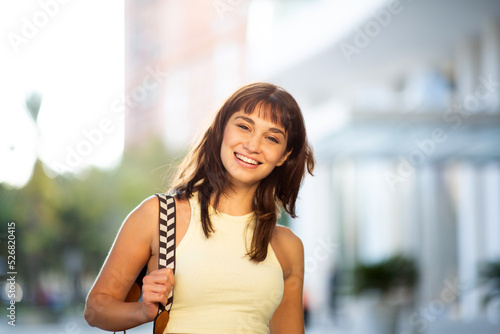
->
[0,1,124,187]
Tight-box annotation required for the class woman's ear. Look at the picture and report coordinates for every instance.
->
[277,149,292,167]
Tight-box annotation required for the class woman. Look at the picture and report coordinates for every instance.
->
[84,82,315,333]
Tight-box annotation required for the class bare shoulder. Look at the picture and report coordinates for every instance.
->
[124,195,160,231]
[274,225,300,240]
[271,225,304,279]
[133,195,160,216]
[117,195,160,248]
[273,225,304,253]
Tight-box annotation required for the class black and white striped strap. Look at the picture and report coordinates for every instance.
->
[156,193,176,313]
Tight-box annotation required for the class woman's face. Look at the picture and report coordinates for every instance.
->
[220,109,290,190]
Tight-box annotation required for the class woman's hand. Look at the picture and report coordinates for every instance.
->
[141,268,175,321]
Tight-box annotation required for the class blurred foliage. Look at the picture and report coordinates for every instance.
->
[480,260,500,281]
[352,254,418,296]
[479,259,500,307]
[0,138,181,309]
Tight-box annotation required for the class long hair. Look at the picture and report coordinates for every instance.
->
[171,82,315,262]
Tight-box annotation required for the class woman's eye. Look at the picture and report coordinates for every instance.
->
[267,136,279,144]
[237,124,250,131]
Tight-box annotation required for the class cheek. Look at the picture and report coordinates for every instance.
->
[221,129,237,162]
[264,148,285,166]
[220,131,231,154]
[222,127,236,147]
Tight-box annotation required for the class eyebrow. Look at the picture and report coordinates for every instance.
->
[235,115,286,137]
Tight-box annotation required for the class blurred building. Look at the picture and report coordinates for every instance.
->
[267,0,500,331]
[125,0,249,150]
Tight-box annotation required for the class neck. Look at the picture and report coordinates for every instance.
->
[213,185,257,216]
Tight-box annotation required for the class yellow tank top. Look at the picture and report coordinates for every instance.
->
[164,195,284,334]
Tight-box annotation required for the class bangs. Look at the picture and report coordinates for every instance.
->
[240,99,292,134]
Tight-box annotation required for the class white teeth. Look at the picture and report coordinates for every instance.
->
[235,153,259,165]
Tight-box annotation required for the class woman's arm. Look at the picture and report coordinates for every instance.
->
[270,226,305,334]
[83,196,174,331]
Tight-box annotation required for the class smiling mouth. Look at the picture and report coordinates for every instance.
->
[235,153,261,165]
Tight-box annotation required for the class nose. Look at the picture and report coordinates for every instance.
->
[243,134,261,154]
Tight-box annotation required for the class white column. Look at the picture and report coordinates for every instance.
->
[456,163,482,320]
[418,166,441,303]
[396,164,420,257]
[480,19,500,113]
[337,159,358,266]
[455,36,481,102]
[482,162,500,261]
[294,163,337,317]
[416,165,457,305]
[357,161,398,263]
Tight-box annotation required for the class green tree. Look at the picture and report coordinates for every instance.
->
[0,92,183,316]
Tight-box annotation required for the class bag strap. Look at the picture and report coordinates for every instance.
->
[155,193,176,313]
[116,194,176,334]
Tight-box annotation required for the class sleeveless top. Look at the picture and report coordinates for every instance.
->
[164,195,285,334]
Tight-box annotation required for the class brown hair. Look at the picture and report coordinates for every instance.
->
[171,82,315,262]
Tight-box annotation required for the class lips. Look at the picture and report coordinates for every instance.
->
[234,153,261,165]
